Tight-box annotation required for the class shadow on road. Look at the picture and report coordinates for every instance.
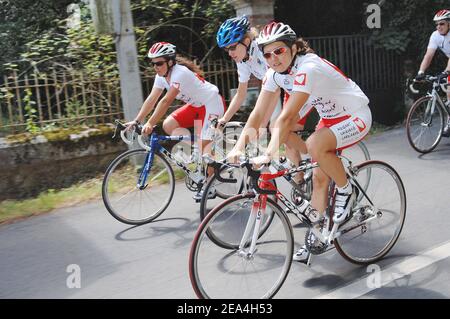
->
[417,144,450,160]
[114,217,200,248]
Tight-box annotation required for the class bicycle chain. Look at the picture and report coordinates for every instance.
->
[304,228,328,255]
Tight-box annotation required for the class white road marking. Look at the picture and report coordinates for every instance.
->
[316,240,450,299]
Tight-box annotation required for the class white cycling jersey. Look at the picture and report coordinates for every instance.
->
[427,30,450,58]
[236,40,268,83]
[153,64,220,107]
[262,53,370,120]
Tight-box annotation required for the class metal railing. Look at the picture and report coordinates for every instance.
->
[0,60,238,135]
[0,35,403,135]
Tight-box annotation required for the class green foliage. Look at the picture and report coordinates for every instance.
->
[132,0,234,60]
[0,0,80,74]
[367,0,449,60]
[23,88,39,133]
[17,3,117,77]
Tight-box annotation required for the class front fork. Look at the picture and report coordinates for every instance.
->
[238,194,266,258]
[423,94,438,126]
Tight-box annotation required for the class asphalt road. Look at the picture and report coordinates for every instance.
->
[1,126,450,299]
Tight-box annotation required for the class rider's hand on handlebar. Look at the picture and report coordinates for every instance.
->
[226,148,245,164]
[415,72,425,81]
[142,122,154,136]
[251,154,272,169]
[124,120,140,132]
[217,118,227,131]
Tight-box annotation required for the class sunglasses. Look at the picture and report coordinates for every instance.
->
[150,61,166,67]
[436,22,447,26]
[224,42,241,52]
[263,46,289,59]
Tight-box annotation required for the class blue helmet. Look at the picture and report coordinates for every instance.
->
[216,16,250,48]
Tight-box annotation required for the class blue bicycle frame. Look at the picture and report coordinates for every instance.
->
[137,133,196,190]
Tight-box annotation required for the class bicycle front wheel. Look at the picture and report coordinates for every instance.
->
[190,193,293,299]
[102,149,175,225]
[406,96,444,153]
[334,161,406,265]
[200,171,276,249]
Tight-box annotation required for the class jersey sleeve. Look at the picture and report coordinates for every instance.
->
[292,63,317,95]
[261,69,279,92]
[237,62,251,83]
[427,31,439,50]
[153,75,166,90]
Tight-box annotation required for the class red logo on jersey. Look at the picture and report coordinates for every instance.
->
[195,73,205,83]
[262,75,267,85]
[353,117,366,132]
[294,73,307,86]
[321,58,349,81]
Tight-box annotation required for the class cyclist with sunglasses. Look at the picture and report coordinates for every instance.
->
[416,9,450,136]
[217,16,308,183]
[228,22,372,262]
[125,42,226,200]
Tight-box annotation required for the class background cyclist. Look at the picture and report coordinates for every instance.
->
[416,9,450,136]
[126,42,226,201]
[217,16,307,183]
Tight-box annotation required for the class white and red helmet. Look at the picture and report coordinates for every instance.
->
[147,42,176,59]
[257,22,297,50]
[433,9,450,22]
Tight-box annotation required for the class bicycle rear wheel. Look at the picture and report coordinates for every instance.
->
[342,141,371,164]
[102,149,175,225]
[190,193,293,299]
[334,161,406,265]
[406,96,444,153]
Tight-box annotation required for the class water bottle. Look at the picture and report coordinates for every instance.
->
[175,145,189,163]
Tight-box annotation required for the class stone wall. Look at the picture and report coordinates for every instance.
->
[0,125,127,200]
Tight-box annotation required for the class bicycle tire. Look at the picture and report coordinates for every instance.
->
[190,193,294,299]
[334,160,406,265]
[406,95,444,153]
[102,149,175,225]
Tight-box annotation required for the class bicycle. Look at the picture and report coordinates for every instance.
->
[189,155,406,299]
[101,120,238,225]
[406,73,450,153]
[199,128,371,222]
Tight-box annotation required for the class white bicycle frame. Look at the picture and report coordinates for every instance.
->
[236,155,379,259]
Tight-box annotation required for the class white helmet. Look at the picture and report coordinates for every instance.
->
[147,42,176,59]
[257,22,297,50]
[433,9,450,22]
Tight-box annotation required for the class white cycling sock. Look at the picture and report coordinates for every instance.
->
[337,181,352,195]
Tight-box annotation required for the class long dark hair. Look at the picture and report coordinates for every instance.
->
[293,38,315,55]
[175,56,204,77]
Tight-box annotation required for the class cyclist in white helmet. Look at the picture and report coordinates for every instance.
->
[228,21,372,262]
[416,9,450,136]
[217,16,308,183]
[126,42,226,200]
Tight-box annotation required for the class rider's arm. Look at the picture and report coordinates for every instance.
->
[221,81,248,123]
[233,88,280,152]
[134,87,164,123]
[264,91,310,158]
[418,48,437,74]
[446,57,450,73]
[146,86,179,127]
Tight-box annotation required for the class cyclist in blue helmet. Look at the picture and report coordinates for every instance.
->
[216,16,307,184]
